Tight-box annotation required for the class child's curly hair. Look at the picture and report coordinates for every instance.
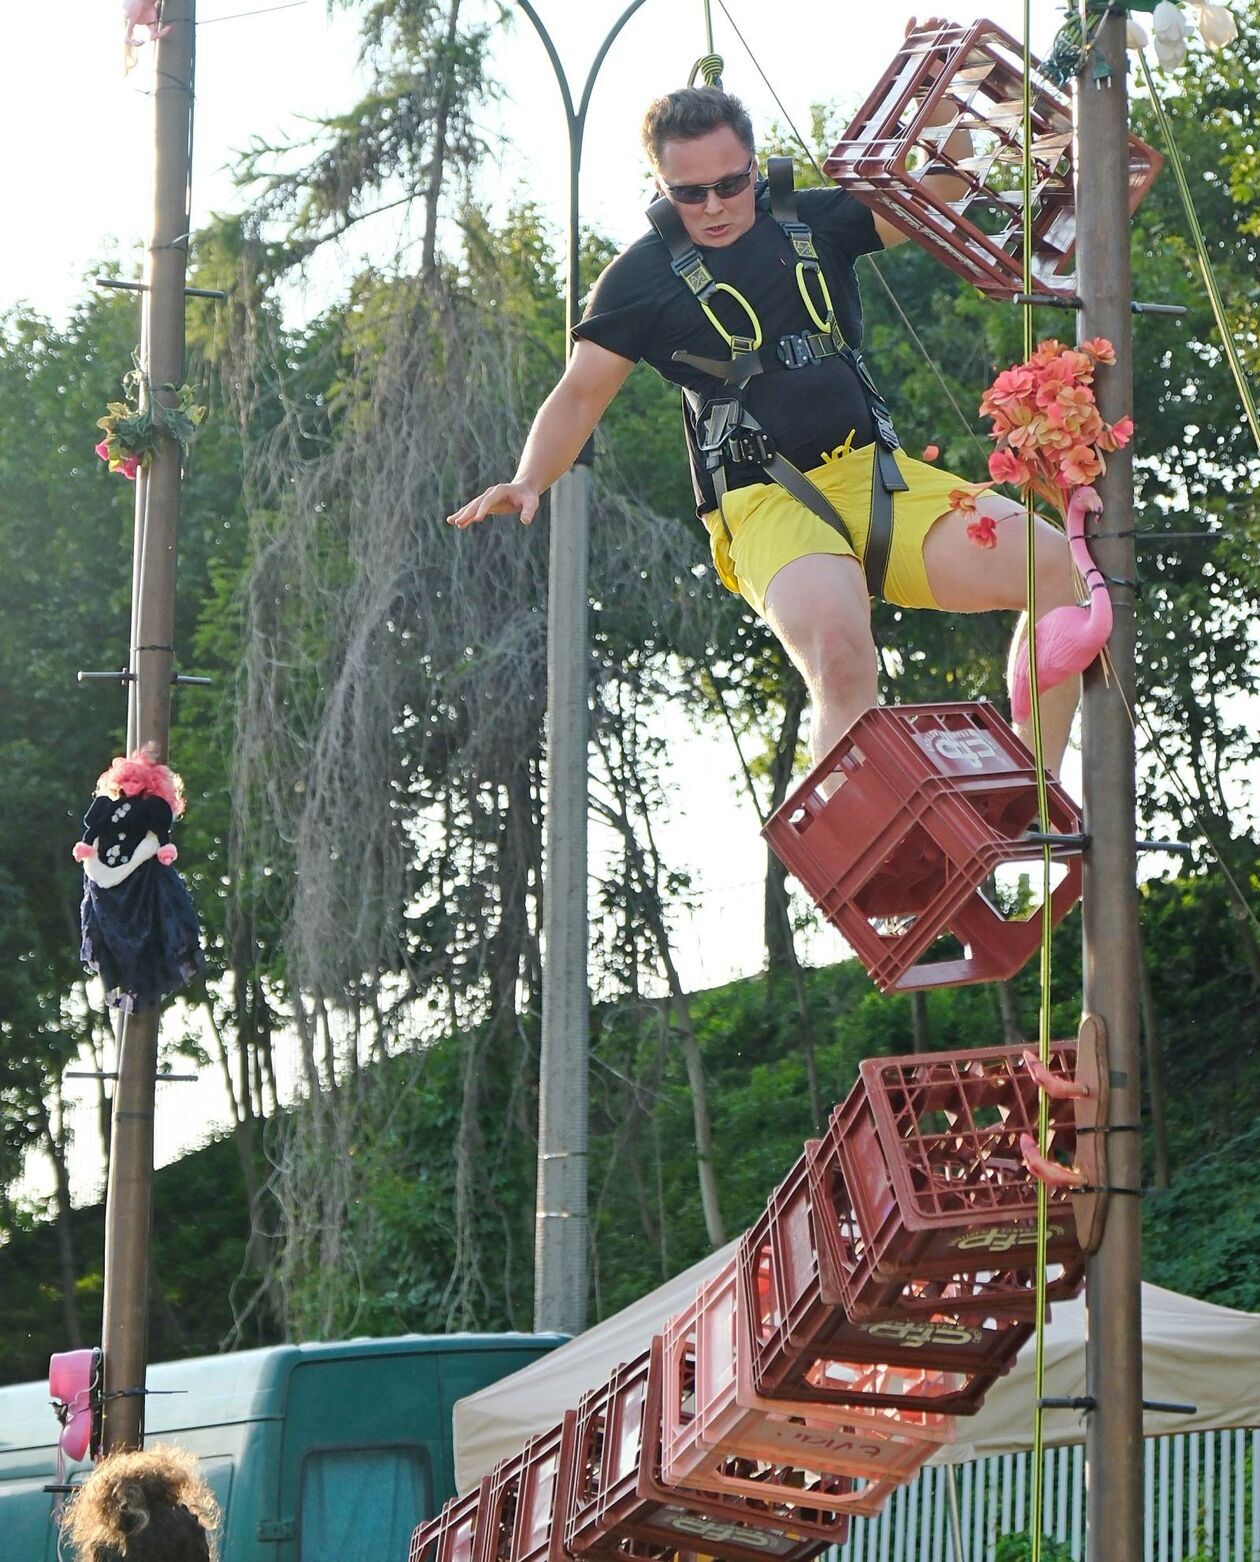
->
[94,745,186,817]
[60,1444,220,1561]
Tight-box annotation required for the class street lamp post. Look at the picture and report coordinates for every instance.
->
[518,0,652,1336]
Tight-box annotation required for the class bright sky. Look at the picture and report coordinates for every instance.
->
[4,0,1067,322]
[12,0,1090,1207]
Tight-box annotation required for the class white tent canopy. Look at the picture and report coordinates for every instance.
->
[454,1249,1260,1492]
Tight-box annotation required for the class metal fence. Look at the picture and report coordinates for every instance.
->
[837,1430,1259,1562]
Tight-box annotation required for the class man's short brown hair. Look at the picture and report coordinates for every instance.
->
[640,87,755,167]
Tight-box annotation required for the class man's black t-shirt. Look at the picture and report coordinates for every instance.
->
[571,181,884,515]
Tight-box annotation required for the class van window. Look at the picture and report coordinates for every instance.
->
[297,1446,430,1562]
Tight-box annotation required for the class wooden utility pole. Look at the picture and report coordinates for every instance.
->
[1075,8,1145,1560]
[99,0,196,1454]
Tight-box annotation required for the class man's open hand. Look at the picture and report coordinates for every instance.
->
[446,481,541,529]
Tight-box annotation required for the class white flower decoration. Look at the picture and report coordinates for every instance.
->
[1152,0,1190,66]
[1127,16,1150,47]
[1193,1,1238,49]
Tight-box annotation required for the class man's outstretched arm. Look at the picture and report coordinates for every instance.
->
[446,339,636,529]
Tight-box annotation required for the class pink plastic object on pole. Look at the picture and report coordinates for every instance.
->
[1009,486,1113,724]
[48,1348,100,1464]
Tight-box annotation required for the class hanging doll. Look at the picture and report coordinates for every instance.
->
[60,1443,219,1561]
[73,746,205,1012]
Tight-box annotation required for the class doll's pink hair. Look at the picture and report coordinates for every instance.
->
[96,746,186,817]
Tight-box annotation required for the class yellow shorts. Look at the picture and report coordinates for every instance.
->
[702,443,968,619]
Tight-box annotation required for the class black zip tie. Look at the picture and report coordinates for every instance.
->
[1101,572,1140,593]
[101,1386,186,1402]
[1075,1122,1140,1133]
[1023,830,1090,850]
[134,643,175,653]
[1078,1183,1144,1195]
[1144,1399,1198,1415]
[1038,1395,1097,1411]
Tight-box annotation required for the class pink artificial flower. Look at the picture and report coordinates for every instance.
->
[95,438,111,464]
[921,444,940,462]
[949,485,982,515]
[1005,412,1051,452]
[157,843,178,866]
[980,365,1037,417]
[967,514,999,549]
[1039,383,1095,427]
[118,454,141,481]
[1097,415,1135,453]
[989,446,1032,487]
[1060,443,1104,486]
[1079,336,1117,365]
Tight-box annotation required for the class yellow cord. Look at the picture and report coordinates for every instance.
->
[1021,10,1054,1562]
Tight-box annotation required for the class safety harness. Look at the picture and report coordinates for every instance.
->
[647,156,907,598]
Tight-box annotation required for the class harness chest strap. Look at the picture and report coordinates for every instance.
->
[646,160,905,598]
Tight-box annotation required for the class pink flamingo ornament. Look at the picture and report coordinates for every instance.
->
[123,0,171,52]
[1009,484,1112,727]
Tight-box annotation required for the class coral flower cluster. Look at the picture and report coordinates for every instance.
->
[951,337,1133,546]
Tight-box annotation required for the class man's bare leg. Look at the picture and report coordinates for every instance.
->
[923,496,1080,772]
[763,552,878,765]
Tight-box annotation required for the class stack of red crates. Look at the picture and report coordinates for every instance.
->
[411,1043,1085,1562]
[742,1045,1085,1420]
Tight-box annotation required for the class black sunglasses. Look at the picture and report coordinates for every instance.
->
[665,157,757,206]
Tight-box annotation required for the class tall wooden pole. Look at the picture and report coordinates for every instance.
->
[1075,10,1144,1560]
[100,0,195,1454]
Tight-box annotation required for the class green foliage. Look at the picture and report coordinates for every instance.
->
[994,1532,1075,1562]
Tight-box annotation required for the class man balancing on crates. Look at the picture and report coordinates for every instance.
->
[447,22,1080,775]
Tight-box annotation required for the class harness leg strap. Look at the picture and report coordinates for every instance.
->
[865,446,907,601]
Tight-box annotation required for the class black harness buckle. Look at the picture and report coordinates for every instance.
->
[777,332,817,370]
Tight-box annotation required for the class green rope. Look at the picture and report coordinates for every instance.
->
[688,0,724,86]
[1137,52,1260,455]
[1021,7,1054,1562]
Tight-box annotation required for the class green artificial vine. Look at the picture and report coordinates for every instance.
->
[95,368,206,480]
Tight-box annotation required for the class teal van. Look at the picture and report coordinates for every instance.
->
[0,1333,561,1562]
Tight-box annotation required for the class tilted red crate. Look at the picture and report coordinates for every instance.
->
[740,1153,1031,1414]
[734,1231,959,1449]
[561,1339,843,1562]
[660,1260,928,1505]
[832,1044,1086,1292]
[762,702,1085,991]
[411,1481,490,1562]
[821,18,1161,299]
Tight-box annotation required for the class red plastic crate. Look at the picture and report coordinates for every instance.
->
[660,1262,926,1506]
[746,1156,1033,1407]
[412,1481,489,1562]
[821,19,1161,299]
[562,1340,842,1562]
[836,1045,1086,1264]
[762,702,1084,992]
[481,1417,576,1562]
[735,1233,959,1448]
